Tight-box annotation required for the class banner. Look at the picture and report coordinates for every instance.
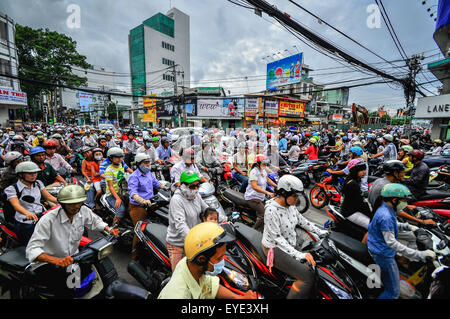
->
[245,98,261,116]
[263,100,279,118]
[266,53,303,89]
[142,94,157,122]
[278,100,305,117]
[222,98,244,118]
[78,91,96,113]
[0,87,27,105]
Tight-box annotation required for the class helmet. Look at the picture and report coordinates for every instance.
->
[105,130,113,136]
[51,133,63,139]
[255,154,269,164]
[8,131,15,137]
[91,147,103,154]
[342,136,349,142]
[410,149,425,161]
[381,183,412,199]
[29,146,45,156]
[309,138,316,144]
[43,139,58,148]
[97,135,106,141]
[352,141,364,149]
[400,139,409,145]
[12,135,24,141]
[277,175,304,193]
[107,147,124,158]
[135,153,151,164]
[400,145,413,153]
[313,136,320,141]
[15,161,41,174]
[58,184,87,204]
[382,160,405,175]
[434,139,442,144]
[152,136,160,142]
[348,130,352,133]
[347,158,364,171]
[161,137,170,144]
[180,169,201,184]
[383,134,393,142]
[182,148,195,161]
[184,222,235,262]
[350,146,363,156]
[80,146,91,155]
[5,151,23,165]
[339,132,345,136]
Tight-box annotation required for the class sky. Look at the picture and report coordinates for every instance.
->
[0,0,443,112]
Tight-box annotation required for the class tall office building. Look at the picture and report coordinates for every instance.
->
[129,8,190,98]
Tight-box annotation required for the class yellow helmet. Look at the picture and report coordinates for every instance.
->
[309,137,316,143]
[339,132,345,136]
[184,222,235,262]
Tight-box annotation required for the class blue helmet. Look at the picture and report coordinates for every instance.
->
[29,146,45,156]
[342,136,349,142]
[350,146,363,156]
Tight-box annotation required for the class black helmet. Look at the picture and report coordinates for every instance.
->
[382,160,405,175]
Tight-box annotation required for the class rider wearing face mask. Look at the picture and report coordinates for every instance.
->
[136,137,164,165]
[262,175,329,299]
[166,170,209,271]
[128,153,166,260]
[367,183,436,299]
[170,148,207,192]
[158,222,257,299]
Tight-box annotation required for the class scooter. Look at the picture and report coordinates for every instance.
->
[0,233,150,299]
[127,220,260,298]
[230,221,363,299]
[309,175,343,210]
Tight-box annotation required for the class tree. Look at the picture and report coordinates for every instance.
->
[15,25,90,119]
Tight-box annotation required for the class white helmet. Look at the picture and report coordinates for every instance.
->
[383,134,393,142]
[107,147,124,158]
[277,175,304,193]
[5,151,23,165]
[135,153,151,164]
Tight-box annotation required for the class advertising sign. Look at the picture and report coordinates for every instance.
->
[436,0,450,31]
[0,87,27,105]
[156,97,196,117]
[278,100,305,117]
[78,91,96,113]
[416,93,450,119]
[264,100,279,118]
[245,98,261,116]
[222,98,244,118]
[266,53,303,89]
[197,98,242,118]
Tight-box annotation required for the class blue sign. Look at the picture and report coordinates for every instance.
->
[266,53,303,89]
[436,0,450,31]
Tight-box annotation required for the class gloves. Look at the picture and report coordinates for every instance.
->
[409,225,419,232]
[421,249,436,262]
[143,200,153,207]
[132,194,152,207]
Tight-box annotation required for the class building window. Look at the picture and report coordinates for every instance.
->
[162,41,175,52]
[0,21,7,41]
[162,58,175,66]
[163,74,174,82]
[0,58,11,87]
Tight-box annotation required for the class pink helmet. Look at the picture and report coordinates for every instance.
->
[347,158,363,170]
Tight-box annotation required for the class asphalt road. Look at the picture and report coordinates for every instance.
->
[105,184,332,290]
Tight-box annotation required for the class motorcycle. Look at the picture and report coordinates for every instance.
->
[230,221,363,299]
[309,175,343,210]
[0,232,150,299]
[127,220,260,298]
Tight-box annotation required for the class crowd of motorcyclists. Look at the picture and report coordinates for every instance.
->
[0,122,449,300]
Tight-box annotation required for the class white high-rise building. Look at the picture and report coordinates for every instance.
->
[129,7,190,97]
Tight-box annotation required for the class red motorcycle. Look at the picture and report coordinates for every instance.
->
[309,175,343,209]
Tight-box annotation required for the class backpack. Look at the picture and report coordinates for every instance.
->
[2,184,22,224]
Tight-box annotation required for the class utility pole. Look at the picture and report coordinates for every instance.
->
[181,71,187,127]
[172,65,180,127]
[403,54,424,132]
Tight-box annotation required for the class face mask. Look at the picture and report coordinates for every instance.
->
[94,155,103,161]
[206,258,225,276]
[396,200,408,212]
[139,164,151,173]
[146,142,152,147]
[180,184,198,201]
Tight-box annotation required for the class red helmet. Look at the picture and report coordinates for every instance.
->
[410,149,424,161]
[305,132,311,137]
[267,133,271,139]
[255,154,269,164]
[43,139,58,148]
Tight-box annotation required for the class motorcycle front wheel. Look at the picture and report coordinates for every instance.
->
[296,192,310,214]
[310,186,328,209]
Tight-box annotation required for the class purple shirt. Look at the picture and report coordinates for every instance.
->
[128,169,160,206]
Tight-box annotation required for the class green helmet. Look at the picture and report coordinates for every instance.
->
[15,161,41,174]
[313,135,320,141]
[58,184,87,204]
[401,145,413,153]
[180,170,201,184]
[381,183,412,199]
[152,136,160,142]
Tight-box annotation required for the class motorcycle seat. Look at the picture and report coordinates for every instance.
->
[0,246,29,271]
[222,189,250,208]
[419,190,450,200]
[233,222,266,263]
[144,222,169,256]
[329,231,374,266]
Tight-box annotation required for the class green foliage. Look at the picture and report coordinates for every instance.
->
[15,25,90,106]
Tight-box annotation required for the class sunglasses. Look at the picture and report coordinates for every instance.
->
[188,183,200,189]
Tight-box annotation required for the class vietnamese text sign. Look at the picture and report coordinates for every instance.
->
[197,99,227,117]
[245,98,261,116]
[266,53,303,89]
[278,100,305,117]
[263,100,278,118]
[0,87,27,105]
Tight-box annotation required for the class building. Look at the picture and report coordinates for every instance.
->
[0,12,27,128]
[416,0,450,140]
[129,8,190,100]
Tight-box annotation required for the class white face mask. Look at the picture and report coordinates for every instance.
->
[94,155,103,161]
[180,184,198,201]
[396,200,408,212]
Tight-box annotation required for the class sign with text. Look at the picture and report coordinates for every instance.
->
[0,87,27,105]
[245,98,261,116]
[197,99,241,118]
[263,100,279,118]
[278,100,305,117]
[266,53,303,89]
[416,94,450,118]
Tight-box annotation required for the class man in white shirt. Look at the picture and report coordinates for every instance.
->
[26,185,118,266]
[170,148,207,191]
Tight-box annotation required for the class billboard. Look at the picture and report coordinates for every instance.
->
[156,97,196,117]
[197,98,243,118]
[264,100,279,118]
[78,91,97,113]
[278,100,305,117]
[266,53,303,89]
[436,0,450,31]
[0,87,27,105]
[245,98,261,116]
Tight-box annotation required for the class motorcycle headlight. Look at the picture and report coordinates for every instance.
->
[205,198,220,210]
[222,267,250,291]
[325,280,353,299]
